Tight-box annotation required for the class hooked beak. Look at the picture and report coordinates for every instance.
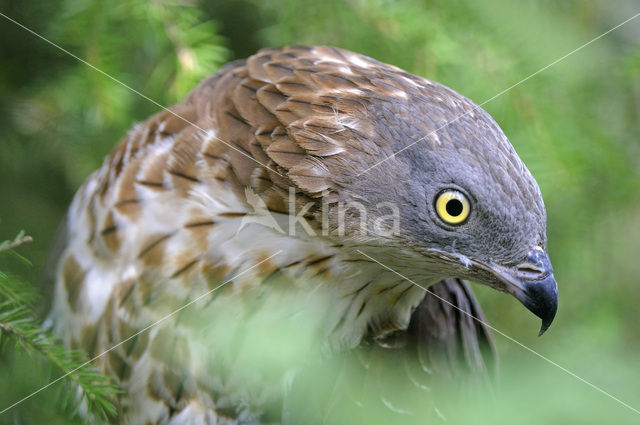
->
[424,245,558,335]
[487,247,558,335]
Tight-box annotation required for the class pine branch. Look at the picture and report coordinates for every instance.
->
[0,232,33,253]
[0,304,119,420]
[0,233,119,421]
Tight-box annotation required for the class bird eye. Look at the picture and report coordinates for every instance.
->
[435,190,470,225]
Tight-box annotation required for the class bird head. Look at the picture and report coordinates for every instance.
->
[336,86,557,334]
[329,74,558,335]
[246,46,558,334]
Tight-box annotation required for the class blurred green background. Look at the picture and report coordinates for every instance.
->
[1,0,639,423]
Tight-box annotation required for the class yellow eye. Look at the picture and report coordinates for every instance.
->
[435,190,470,225]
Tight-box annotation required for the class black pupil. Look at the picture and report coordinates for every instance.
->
[446,199,463,216]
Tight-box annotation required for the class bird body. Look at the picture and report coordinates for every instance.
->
[49,46,557,424]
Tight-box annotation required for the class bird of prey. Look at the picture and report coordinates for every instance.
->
[48,46,558,424]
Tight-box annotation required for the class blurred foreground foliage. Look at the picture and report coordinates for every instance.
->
[0,0,639,423]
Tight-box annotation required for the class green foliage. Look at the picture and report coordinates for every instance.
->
[0,233,119,423]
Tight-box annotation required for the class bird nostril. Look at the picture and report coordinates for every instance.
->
[518,265,542,273]
[516,263,545,280]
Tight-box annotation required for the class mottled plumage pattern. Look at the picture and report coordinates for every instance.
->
[49,46,557,424]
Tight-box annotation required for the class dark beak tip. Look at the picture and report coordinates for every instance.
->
[523,274,558,337]
[538,313,556,336]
